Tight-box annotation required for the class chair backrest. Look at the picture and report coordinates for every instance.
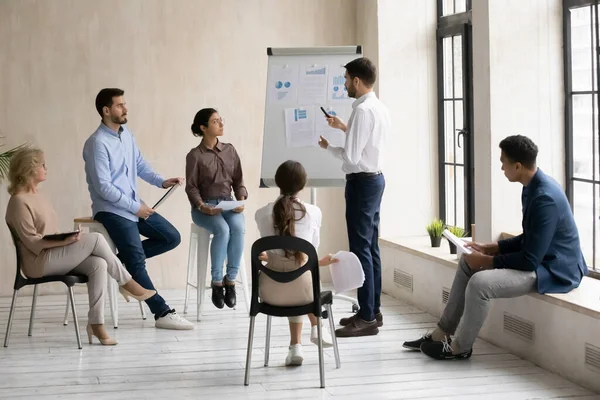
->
[6,223,29,290]
[250,235,321,318]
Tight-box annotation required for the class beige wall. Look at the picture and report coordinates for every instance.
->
[377,0,439,238]
[0,0,356,296]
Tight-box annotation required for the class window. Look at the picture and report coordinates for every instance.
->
[436,0,474,230]
[564,0,600,273]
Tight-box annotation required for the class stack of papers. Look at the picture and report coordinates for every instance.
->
[442,229,472,255]
[329,251,365,294]
[214,200,246,211]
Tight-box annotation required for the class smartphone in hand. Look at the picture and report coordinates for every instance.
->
[320,106,332,118]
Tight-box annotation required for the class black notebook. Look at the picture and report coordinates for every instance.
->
[43,231,79,241]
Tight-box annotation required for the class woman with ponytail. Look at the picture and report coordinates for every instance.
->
[255,160,337,366]
[186,108,247,310]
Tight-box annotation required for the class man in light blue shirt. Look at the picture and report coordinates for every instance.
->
[83,88,194,330]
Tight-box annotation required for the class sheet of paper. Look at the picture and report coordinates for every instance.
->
[442,229,472,254]
[328,65,353,102]
[214,200,245,211]
[314,106,352,148]
[298,64,328,105]
[284,107,318,148]
[329,251,365,294]
[267,64,298,105]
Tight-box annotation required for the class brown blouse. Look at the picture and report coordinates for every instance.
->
[5,192,59,278]
[185,140,248,207]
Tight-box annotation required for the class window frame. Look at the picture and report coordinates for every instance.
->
[436,0,475,231]
[563,0,600,278]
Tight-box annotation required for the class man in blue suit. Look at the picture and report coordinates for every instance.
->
[403,135,588,360]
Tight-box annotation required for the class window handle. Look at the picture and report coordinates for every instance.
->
[456,129,468,148]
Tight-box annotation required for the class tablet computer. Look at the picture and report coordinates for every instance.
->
[152,185,179,209]
[43,231,79,241]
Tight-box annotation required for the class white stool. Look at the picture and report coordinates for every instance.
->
[183,223,250,321]
[63,217,146,329]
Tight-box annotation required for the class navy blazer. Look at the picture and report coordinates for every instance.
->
[493,169,588,294]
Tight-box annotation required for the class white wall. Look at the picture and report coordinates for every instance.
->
[473,0,564,242]
[377,0,439,239]
[0,0,356,296]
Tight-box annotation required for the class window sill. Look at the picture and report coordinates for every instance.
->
[380,235,600,320]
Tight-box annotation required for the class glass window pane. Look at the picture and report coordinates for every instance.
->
[453,35,463,99]
[455,100,465,164]
[455,0,467,14]
[443,37,453,98]
[445,101,455,162]
[570,6,595,92]
[445,165,456,227]
[572,94,596,180]
[573,181,595,269]
[456,166,466,229]
[443,0,454,16]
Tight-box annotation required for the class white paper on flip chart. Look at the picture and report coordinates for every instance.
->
[442,229,472,255]
[214,200,246,211]
[284,107,318,148]
[267,64,299,105]
[329,251,365,294]
[298,64,328,105]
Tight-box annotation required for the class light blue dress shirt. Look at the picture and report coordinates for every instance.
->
[83,123,164,222]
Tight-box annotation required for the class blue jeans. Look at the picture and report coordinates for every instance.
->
[94,211,181,317]
[191,200,245,282]
[345,174,385,321]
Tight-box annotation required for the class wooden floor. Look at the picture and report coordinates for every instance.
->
[0,288,598,400]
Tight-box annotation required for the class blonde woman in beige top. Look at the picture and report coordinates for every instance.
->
[255,160,338,366]
[5,148,155,345]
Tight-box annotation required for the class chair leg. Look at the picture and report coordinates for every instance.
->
[4,290,19,347]
[240,261,251,314]
[183,232,196,314]
[139,301,147,320]
[326,304,341,369]
[111,279,119,329]
[264,315,272,367]
[244,315,256,386]
[68,287,83,349]
[196,236,209,322]
[63,292,70,326]
[28,285,39,336]
[317,316,325,388]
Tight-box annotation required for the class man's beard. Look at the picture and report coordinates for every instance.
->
[111,115,127,125]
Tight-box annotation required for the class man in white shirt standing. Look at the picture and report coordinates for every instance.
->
[319,57,390,337]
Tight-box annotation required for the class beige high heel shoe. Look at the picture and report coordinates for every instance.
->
[87,324,118,346]
[119,286,156,303]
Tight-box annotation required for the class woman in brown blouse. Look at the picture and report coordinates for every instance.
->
[186,108,247,310]
[5,148,155,345]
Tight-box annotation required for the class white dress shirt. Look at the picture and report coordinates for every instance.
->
[327,91,390,174]
[255,198,322,251]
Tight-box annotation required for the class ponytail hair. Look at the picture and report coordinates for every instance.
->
[272,160,308,263]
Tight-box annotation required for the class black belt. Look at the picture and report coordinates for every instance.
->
[345,171,382,180]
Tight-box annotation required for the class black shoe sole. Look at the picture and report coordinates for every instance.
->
[402,343,422,351]
[335,327,379,338]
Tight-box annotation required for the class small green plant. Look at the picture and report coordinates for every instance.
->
[426,218,444,248]
[448,225,466,238]
[426,218,444,238]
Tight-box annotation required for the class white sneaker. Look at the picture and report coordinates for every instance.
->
[155,312,195,330]
[285,344,304,366]
[310,324,333,348]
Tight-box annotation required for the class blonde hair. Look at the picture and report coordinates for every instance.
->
[7,148,44,195]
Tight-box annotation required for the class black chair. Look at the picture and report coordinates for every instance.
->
[244,236,341,389]
[4,224,88,349]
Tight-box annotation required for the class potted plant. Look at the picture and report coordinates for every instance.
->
[0,138,29,182]
[426,218,444,248]
[446,225,467,254]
